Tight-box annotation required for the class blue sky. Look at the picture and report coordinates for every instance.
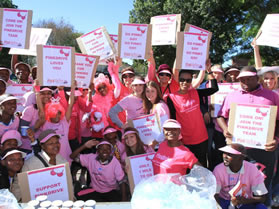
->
[13,0,134,35]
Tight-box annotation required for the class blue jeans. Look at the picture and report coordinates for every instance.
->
[219,198,267,209]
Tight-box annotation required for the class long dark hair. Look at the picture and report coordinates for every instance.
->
[143,81,163,114]
[124,127,147,157]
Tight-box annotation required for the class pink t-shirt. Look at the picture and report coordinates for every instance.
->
[118,95,145,120]
[213,161,266,200]
[43,118,72,163]
[152,141,198,175]
[113,140,127,168]
[168,89,208,145]
[218,85,279,120]
[0,116,19,138]
[80,154,125,193]
[151,101,170,118]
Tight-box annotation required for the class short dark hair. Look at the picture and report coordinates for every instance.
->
[179,70,194,78]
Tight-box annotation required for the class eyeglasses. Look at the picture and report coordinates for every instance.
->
[122,74,135,79]
[179,78,192,83]
[158,73,171,77]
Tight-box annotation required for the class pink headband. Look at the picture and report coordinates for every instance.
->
[158,69,172,75]
[122,131,137,139]
[131,78,145,85]
[219,146,243,155]
[122,70,135,75]
[103,128,117,136]
[237,71,257,79]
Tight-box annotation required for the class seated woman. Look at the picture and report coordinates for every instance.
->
[152,119,199,175]
[0,148,25,201]
[70,140,127,202]
[213,144,268,209]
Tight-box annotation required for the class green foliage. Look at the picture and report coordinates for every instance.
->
[129,0,279,68]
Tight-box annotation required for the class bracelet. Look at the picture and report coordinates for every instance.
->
[208,72,213,75]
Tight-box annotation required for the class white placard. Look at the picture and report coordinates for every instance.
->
[151,14,179,45]
[120,24,148,60]
[187,24,210,35]
[256,14,279,48]
[37,45,75,87]
[98,34,118,65]
[77,27,114,60]
[211,83,240,117]
[230,104,276,149]
[181,32,208,70]
[132,113,161,145]
[0,8,32,49]
[75,53,99,88]
[9,27,52,56]
[6,84,33,112]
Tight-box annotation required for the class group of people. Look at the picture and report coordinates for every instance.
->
[0,44,278,209]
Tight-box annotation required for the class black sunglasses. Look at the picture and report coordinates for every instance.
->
[179,78,192,83]
[122,74,135,79]
[158,73,171,77]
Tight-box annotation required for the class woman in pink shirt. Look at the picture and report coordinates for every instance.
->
[70,140,127,202]
[109,77,146,129]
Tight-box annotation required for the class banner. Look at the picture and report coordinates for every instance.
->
[228,103,277,149]
[37,45,75,87]
[176,32,209,70]
[150,14,181,45]
[125,153,155,194]
[256,14,279,48]
[18,163,74,202]
[0,8,32,49]
[6,84,33,112]
[118,23,152,60]
[75,53,99,88]
[210,83,240,117]
[132,113,161,145]
[76,26,116,60]
[9,27,52,56]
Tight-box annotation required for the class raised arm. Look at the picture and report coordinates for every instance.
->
[146,49,156,82]
[70,139,99,159]
[107,57,122,98]
[251,38,262,70]
[65,82,76,122]
[172,59,179,83]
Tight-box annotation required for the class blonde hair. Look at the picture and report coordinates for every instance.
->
[260,71,278,90]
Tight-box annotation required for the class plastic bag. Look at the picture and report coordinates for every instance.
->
[0,189,21,209]
[131,165,217,209]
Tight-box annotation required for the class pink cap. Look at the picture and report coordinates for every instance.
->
[103,127,117,136]
[122,70,135,75]
[40,87,53,93]
[1,149,26,160]
[162,119,181,129]
[122,130,137,139]
[237,71,257,79]
[219,145,243,155]
[66,90,82,97]
[131,78,145,85]
[1,130,22,146]
[96,141,113,149]
[38,129,60,144]
[158,69,172,75]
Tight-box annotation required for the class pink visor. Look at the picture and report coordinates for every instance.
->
[122,70,135,75]
[96,141,113,149]
[122,131,137,139]
[219,145,243,155]
[162,119,181,129]
[66,90,82,97]
[103,127,117,136]
[158,69,172,75]
[131,78,145,85]
[40,133,60,143]
[225,68,240,74]
[40,87,53,92]
[0,96,18,105]
[237,71,257,79]
[212,68,223,73]
[1,130,22,146]
[2,149,26,160]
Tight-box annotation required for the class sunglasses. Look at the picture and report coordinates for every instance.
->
[179,78,192,83]
[158,73,171,77]
[122,74,135,79]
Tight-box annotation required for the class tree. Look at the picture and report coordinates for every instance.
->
[0,0,17,68]
[129,0,279,68]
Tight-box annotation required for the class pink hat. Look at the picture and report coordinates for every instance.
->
[66,90,82,97]
[158,69,172,75]
[157,64,172,74]
[131,78,145,85]
[1,130,22,146]
[103,127,117,136]
[122,70,135,75]
[40,87,53,93]
[237,71,257,79]
[0,94,18,105]
[122,130,138,139]
[162,119,181,129]
[1,148,26,160]
[96,141,113,149]
[219,145,243,155]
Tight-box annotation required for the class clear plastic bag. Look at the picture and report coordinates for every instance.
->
[0,189,21,209]
[131,165,217,209]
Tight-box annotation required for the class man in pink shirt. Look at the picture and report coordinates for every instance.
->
[213,144,267,209]
[217,66,279,201]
